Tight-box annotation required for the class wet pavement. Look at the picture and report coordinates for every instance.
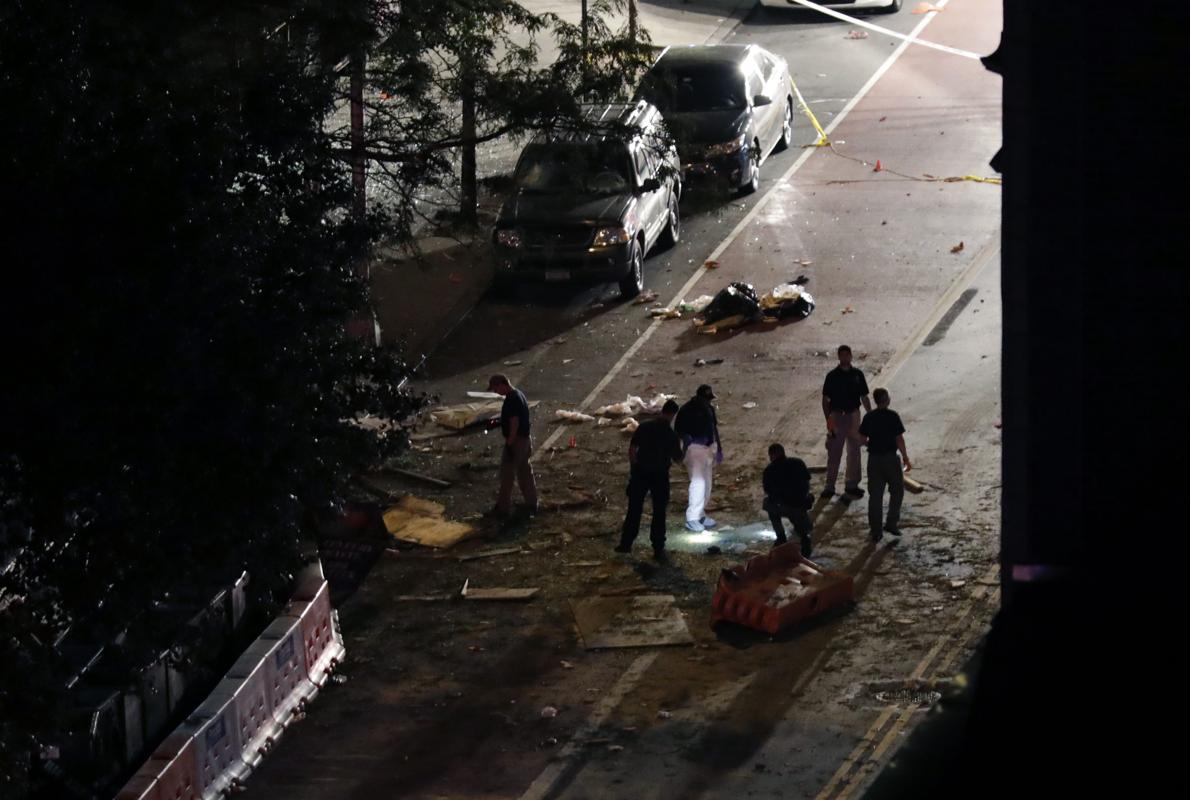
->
[246,1,1003,798]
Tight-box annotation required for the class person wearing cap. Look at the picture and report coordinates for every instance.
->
[616,399,683,561]
[488,374,538,517]
[821,345,871,500]
[674,384,722,532]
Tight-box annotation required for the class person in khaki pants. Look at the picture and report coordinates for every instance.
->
[821,345,871,500]
[859,387,912,543]
[488,374,538,517]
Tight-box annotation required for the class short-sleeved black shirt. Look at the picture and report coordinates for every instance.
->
[763,456,811,507]
[500,388,531,439]
[823,366,870,413]
[629,418,683,475]
[859,408,905,454]
[674,398,718,444]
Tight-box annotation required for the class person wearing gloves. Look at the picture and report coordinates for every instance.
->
[616,399,684,562]
[674,384,723,532]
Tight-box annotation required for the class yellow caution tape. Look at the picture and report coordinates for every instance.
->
[789,75,830,147]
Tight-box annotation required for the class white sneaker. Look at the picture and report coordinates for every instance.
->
[701,516,717,528]
[685,520,705,532]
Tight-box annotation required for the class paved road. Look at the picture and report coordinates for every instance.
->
[246,2,1002,798]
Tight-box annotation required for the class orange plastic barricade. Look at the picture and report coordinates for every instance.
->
[141,731,200,800]
[284,564,344,689]
[182,687,242,800]
[711,541,854,635]
[256,616,315,721]
[219,665,272,779]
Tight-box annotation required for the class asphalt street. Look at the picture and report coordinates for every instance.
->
[246,2,1002,798]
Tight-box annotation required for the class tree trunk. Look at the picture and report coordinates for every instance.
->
[349,49,366,222]
[460,70,478,227]
[629,0,638,44]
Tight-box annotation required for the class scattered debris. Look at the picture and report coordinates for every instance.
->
[620,418,639,433]
[903,475,926,494]
[560,660,575,669]
[694,357,725,367]
[563,358,574,364]
[593,394,676,418]
[430,400,539,430]
[570,595,694,649]
[657,710,673,720]
[951,241,965,254]
[704,259,720,270]
[649,306,683,319]
[555,409,597,423]
[462,581,540,602]
[540,737,559,747]
[608,744,625,753]
[950,580,967,589]
[632,290,660,305]
[742,402,758,410]
[503,360,523,366]
[384,495,478,549]
[384,467,452,488]
[846,29,868,39]
[457,546,523,562]
[549,337,568,345]
[912,2,944,12]
[466,390,502,399]
[540,706,559,719]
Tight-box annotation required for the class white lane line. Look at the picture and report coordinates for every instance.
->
[518,652,658,800]
[537,5,950,457]
[787,0,981,60]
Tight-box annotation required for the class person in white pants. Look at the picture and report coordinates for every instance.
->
[674,384,723,532]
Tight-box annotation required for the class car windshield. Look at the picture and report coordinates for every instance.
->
[639,64,747,113]
[514,142,633,195]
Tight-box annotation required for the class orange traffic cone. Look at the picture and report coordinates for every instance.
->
[873,159,883,172]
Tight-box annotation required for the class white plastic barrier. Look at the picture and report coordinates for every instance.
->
[114,562,344,800]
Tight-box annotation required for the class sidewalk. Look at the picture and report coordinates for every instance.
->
[369,0,755,359]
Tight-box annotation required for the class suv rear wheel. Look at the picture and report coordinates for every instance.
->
[619,240,644,299]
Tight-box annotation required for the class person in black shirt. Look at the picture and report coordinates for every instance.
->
[489,373,538,517]
[821,345,871,500]
[674,384,722,532]
[762,443,814,557]
[616,400,683,561]
[858,387,912,543]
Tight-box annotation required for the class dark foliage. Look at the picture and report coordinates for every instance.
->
[0,1,424,789]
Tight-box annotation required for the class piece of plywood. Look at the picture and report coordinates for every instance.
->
[569,594,693,650]
[463,587,539,601]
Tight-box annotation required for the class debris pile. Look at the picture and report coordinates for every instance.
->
[692,277,815,334]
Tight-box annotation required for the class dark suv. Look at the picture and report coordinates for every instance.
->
[491,101,681,298]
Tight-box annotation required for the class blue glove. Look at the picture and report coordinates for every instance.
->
[715,448,724,465]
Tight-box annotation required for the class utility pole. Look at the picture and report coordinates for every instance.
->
[628,0,638,44]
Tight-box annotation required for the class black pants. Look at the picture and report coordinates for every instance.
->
[762,496,812,544]
[620,470,670,551]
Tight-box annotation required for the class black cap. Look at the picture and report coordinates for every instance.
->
[696,384,715,400]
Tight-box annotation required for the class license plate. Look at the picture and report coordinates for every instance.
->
[545,270,570,281]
